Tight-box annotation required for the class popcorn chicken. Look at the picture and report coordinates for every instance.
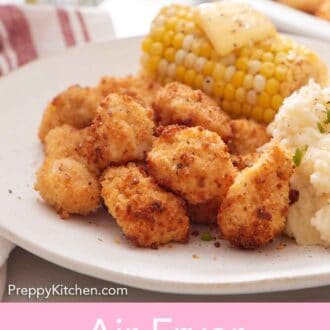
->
[98,74,160,108]
[44,124,87,159]
[147,125,236,205]
[228,119,270,156]
[153,82,232,141]
[82,93,155,170]
[35,157,101,219]
[218,144,294,249]
[101,163,189,248]
[39,85,102,141]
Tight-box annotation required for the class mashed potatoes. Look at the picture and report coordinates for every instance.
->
[268,80,330,246]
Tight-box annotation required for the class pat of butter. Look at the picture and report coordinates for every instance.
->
[195,2,277,57]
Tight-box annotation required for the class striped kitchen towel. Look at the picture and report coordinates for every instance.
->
[0,4,114,76]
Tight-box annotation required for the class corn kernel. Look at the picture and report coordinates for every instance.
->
[265,79,280,95]
[184,69,196,85]
[280,82,291,97]
[253,74,266,92]
[166,17,178,29]
[224,66,236,82]
[247,90,257,105]
[275,65,288,81]
[184,53,197,68]
[158,59,168,75]
[200,41,211,58]
[243,74,253,90]
[224,84,235,101]
[271,95,283,110]
[258,92,270,108]
[191,40,201,56]
[239,48,250,58]
[173,33,184,48]
[164,47,175,62]
[260,62,275,78]
[261,52,274,62]
[194,57,206,73]
[203,61,214,76]
[194,73,203,89]
[222,100,232,112]
[232,101,241,115]
[202,76,214,95]
[235,87,245,103]
[242,104,252,116]
[163,30,174,47]
[142,37,153,52]
[175,65,186,80]
[146,56,160,72]
[213,64,225,80]
[264,108,276,123]
[150,42,164,56]
[213,81,224,98]
[236,57,248,71]
[232,71,244,88]
[151,27,165,41]
[251,106,263,121]
[251,49,263,60]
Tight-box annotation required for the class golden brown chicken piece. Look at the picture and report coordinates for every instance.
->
[39,85,102,141]
[187,200,219,225]
[101,163,189,248]
[44,124,87,159]
[82,93,155,171]
[218,144,294,249]
[44,124,100,175]
[153,82,232,141]
[147,125,236,205]
[35,157,101,219]
[228,119,271,156]
[38,104,63,142]
[98,74,160,108]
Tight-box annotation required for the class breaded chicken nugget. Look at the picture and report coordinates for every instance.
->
[44,124,87,159]
[147,125,236,205]
[98,74,160,108]
[228,119,270,155]
[38,104,64,142]
[153,82,232,141]
[187,200,219,224]
[35,157,101,219]
[101,163,189,248]
[39,85,102,141]
[44,125,100,175]
[218,144,294,249]
[82,93,155,170]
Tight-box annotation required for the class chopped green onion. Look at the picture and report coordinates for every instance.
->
[317,122,325,133]
[201,232,212,241]
[293,146,308,167]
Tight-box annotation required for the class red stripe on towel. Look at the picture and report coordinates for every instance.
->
[76,10,90,42]
[57,8,75,47]
[0,5,37,66]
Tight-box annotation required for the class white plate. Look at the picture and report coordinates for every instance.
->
[0,35,329,295]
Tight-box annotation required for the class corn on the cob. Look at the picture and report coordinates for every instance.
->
[140,4,326,123]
